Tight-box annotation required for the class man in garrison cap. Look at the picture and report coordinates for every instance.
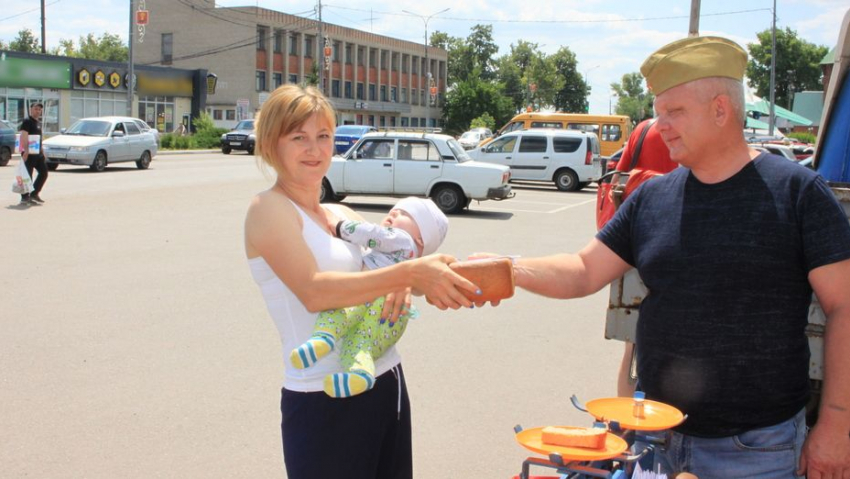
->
[481,36,850,477]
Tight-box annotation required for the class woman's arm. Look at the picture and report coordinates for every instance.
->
[245,193,477,314]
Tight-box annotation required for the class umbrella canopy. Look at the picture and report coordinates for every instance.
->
[746,116,771,129]
[746,98,814,126]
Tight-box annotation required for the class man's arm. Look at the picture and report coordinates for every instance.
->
[18,124,29,162]
[514,238,632,299]
[799,257,850,477]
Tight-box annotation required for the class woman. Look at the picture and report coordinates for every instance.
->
[244,84,478,478]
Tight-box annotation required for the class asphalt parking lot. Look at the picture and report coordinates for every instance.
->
[1,152,622,478]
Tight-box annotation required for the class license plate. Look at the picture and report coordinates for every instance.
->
[50,153,66,159]
[230,141,242,146]
[335,141,348,146]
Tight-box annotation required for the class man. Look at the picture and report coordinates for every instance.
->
[489,37,850,477]
[19,101,48,205]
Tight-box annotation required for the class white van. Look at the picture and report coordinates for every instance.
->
[467,129,602,191]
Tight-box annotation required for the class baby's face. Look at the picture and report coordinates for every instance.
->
[382,209,422,243]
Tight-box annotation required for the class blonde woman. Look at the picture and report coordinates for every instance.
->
[245,84,478,478]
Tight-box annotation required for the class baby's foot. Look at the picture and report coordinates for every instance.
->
[323,371,375,398]
[289,333,335,369]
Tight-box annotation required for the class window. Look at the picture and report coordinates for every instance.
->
[304,37,313,57]
[390,116,396,127]
[567,123,600,136]
[531,121,563,129]
[391,52,398,71]
[356,83,364,100]
[256,71,267,92]
[398,140,434,161]
[273,31,282,53]
[161,33,173,64]
[390,87,397,102]
[602,124,622,141]
[553,137,582,153]
[504,121,525,133]
[402,55,408,73]
[289,34,298,55]
[379,116,386,127]
[411,117,419,127]
[369,49,377,68]
[257,27,266,51]
[125,122,141,135]
[273,73,283,88]
[381,51,388,69]
[333,42,341,62]
[518,136,547,153]
[357,47,365,66]
[289,74,298,84]
[485,136,518,154]
[213,109,223,120]
[345,44,352,64]
[380,85,387,102]
[420,90,425,106]
[401,88,407,103]
[344,81,352,99]
[368,115,375,126]
[368,84,376,101]
[412,58,418,74]
[226,110,236,120]
[331,80,340,98]
[401,117,409,127]
[356,139,394,159]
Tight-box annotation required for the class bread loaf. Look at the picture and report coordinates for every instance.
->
[541,426,607,449]
[449,258,515,302]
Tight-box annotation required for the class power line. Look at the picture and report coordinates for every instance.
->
[323,5,772,25]
[0,0,64,23]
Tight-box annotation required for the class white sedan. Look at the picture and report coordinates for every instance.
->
[321,132,513,214]
[44,116,158,172]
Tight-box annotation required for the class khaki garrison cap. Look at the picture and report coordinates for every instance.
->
[640,36,747,95]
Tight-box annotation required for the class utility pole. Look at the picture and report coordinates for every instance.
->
[769,0,777,136]
[40,0,46,53]
[128,0,135,116]
[317,0,323,94]
[688,0,701,37]
[402,8,449,129]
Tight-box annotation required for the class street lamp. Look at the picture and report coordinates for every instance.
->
[403,8,450,129]
[609,92,619,115]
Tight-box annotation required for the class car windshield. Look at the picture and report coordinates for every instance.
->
[65,120,111,137]
[336,125,368,135]
[446,138,472,162]
[460,132,480,141]
[235,120,254,130]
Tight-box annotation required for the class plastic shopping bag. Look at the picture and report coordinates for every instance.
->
[12,160,34,195]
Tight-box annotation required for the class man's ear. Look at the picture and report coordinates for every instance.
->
[713,94,731,127]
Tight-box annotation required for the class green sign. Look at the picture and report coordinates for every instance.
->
[0,56,71,89]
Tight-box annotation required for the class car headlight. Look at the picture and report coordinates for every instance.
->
[70,146,89,152]
[248,134,256,140]
[220,134,226,140]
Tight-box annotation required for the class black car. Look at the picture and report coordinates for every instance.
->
[334,125,377,155]
[220,119,255,155]
[0,119,16,166]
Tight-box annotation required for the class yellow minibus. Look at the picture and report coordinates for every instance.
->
[486,112,631,157]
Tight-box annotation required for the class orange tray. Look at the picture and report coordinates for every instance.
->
[515,426,628,462]
[585,397,685,431]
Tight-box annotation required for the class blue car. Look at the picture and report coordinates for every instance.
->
[334,125,377,155]
[1,119,16,167]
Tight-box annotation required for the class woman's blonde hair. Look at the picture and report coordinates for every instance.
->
[255,84,336,176]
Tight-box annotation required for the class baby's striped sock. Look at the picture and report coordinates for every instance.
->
[289,332,336,369]
[324,371,375,398]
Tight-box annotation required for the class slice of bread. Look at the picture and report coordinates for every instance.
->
[449,258,515,302]
[541,426,607,449]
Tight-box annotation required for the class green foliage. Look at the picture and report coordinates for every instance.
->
[787,131,816,144]
[9,29,40,53]
[470,112,496,131]
[305,63,319,86]
[193,111,217,132]
[173,135,195,150]
[611,73,654,125]
[192,112,228,149]
[77,33,128,62]
[747,28,829,108]
[442,71,514,136]
[160,133,175,149]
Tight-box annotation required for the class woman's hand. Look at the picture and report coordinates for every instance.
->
[381,288,412,325]
[411,254,480,310]
[467,252,509,307]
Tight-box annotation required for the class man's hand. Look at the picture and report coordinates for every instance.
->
[467,252,510,307]
[798,421,850,478]
[411,254,479,310]
[380,288,412,325]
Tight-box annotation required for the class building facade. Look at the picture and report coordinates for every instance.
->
[0,51,208,135]
[135,0,448,129]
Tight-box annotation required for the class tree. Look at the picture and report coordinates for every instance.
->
[466,25,499,81]
[611,72,654,125]
[442,69,514,135]
[9,29,40,53]
[470,112,496,131]
[77,33,128,62]
[550,47,588,113]
[747,28,829,108]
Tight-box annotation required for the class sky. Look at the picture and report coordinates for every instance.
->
[2,0,848,116]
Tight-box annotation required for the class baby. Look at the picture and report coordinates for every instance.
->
[290,197,449,398]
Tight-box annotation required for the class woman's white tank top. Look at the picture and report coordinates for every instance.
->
[248,202,402,391]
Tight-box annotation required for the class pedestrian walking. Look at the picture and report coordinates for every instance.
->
[19,102,48,205]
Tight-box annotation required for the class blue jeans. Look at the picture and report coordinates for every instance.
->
[656,409,806,479]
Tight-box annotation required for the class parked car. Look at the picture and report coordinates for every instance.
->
[458,130,487,150]
[0,119,15,166]
[466,129,603,191]
[220,119,255,155]
[43,116,158,172]
[134,119,160,145]
[751,143,798,161]
[321,131,513,214]
[334,125,377,154]
[603,148,624,176]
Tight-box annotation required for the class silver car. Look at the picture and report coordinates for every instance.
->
[44,116,158,172]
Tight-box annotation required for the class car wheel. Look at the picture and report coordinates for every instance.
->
[320,179,338,203]
[47,162,58,171]
[554,169,579,192]
[90,151,107,172]
[247,145,255,155]
[0,146,10,166]
[136,151,152,169]
[222,146,232,154]
[431,184,466,214]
